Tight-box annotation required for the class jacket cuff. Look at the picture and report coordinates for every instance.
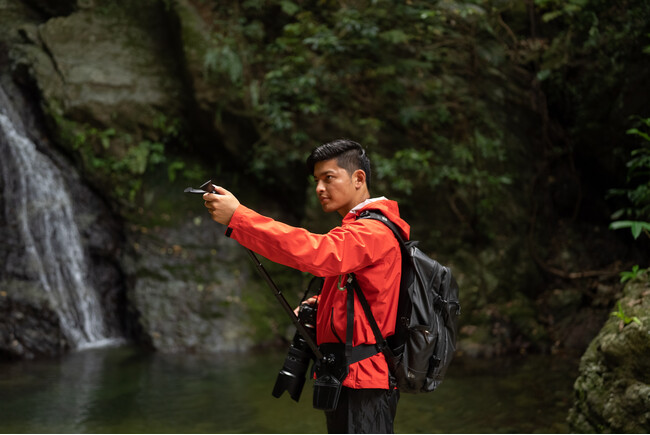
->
[224,204,247,238]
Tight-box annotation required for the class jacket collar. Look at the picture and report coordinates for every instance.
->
[348,196,388,215]
[343,196,411,240]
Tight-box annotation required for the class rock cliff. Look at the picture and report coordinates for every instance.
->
[0,0,270,358]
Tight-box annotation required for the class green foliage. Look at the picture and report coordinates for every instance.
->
[202,0,517,238]
[204,35,243,84]
[610,301,642,326]
[619,265,648,284]
[608,119,650,283]
[610,221,650,240]
[533,0,650,149]
[55,112,192,205]
[610,118,650,239]
[535,0,649,70]
[535,0,589,23]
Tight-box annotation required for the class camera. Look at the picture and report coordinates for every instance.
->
[271,302,317,402]
[312,343,348,411]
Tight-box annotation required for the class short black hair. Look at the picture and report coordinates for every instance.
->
[306,139,372,189]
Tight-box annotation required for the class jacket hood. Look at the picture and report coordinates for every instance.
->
[344,197,410,240]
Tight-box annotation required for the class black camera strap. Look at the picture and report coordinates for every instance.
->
[246,249,323,360]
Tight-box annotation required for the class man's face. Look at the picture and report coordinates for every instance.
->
[313,159,360,216]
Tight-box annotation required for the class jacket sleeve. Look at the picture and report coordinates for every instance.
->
[225,205,393,277]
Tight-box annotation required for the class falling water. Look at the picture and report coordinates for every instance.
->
[0,86,111,349]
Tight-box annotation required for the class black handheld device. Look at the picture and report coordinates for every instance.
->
[184,179,216,194]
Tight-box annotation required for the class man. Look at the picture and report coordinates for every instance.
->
[203,139,409,433]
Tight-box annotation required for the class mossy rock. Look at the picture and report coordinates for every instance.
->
[568,276,650,433]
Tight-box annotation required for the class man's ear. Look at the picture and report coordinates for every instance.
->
[353,169,366,188]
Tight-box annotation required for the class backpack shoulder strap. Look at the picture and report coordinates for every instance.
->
[350,210,407,385]
[345,275,391,355]
[345,275,397,384]
[357,210,407,248]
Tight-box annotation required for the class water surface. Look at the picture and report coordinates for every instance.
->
[0,346,577,433]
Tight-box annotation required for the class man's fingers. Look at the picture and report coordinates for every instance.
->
[201,187,239,225]
[203,187,231,201]
[213,185,230,195]
[203,192,221,201]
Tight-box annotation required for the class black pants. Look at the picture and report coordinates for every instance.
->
[324,387,400,434]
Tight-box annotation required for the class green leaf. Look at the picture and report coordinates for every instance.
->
[167,161,185,182]
[379,29,409,44]
[537,69,551,81]
[609,220,633,230]
[610,220,650,239]
[542,10,563,22]
[280,1,299,16]
[626,128,650,142]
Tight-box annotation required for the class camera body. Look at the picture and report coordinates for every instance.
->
[312,343,348,411]
[271,303,317,402]
[297,302,317,329]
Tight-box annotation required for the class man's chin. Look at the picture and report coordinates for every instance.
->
[320,203,336,213]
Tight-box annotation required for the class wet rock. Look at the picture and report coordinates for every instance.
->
[122,214,255,353]
[568,276,650,433]
[21,0,77,18]
[0,280,68,359]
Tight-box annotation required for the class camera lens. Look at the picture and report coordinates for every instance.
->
[272,330,315,401]
[271,302,318,402]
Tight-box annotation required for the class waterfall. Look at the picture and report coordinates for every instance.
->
[0,86,114,349]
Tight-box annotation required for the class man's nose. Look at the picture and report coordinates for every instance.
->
[315,180,325,193]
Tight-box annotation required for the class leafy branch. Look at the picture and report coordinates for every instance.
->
[609,118,650,239]
[609,220,650,240]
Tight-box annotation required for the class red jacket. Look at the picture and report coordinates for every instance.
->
[226,198,410,389]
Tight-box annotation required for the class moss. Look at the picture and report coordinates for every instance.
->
[46,105,198,215]
[170,0,212,67]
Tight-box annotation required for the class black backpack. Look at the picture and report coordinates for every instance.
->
[351,210,461,393]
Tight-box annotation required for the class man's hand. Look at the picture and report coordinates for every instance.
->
[293,296,319,316]
[203,186,240,225]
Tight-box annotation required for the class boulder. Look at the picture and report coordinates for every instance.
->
[0,280,67,359]
[568,275,650,433]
